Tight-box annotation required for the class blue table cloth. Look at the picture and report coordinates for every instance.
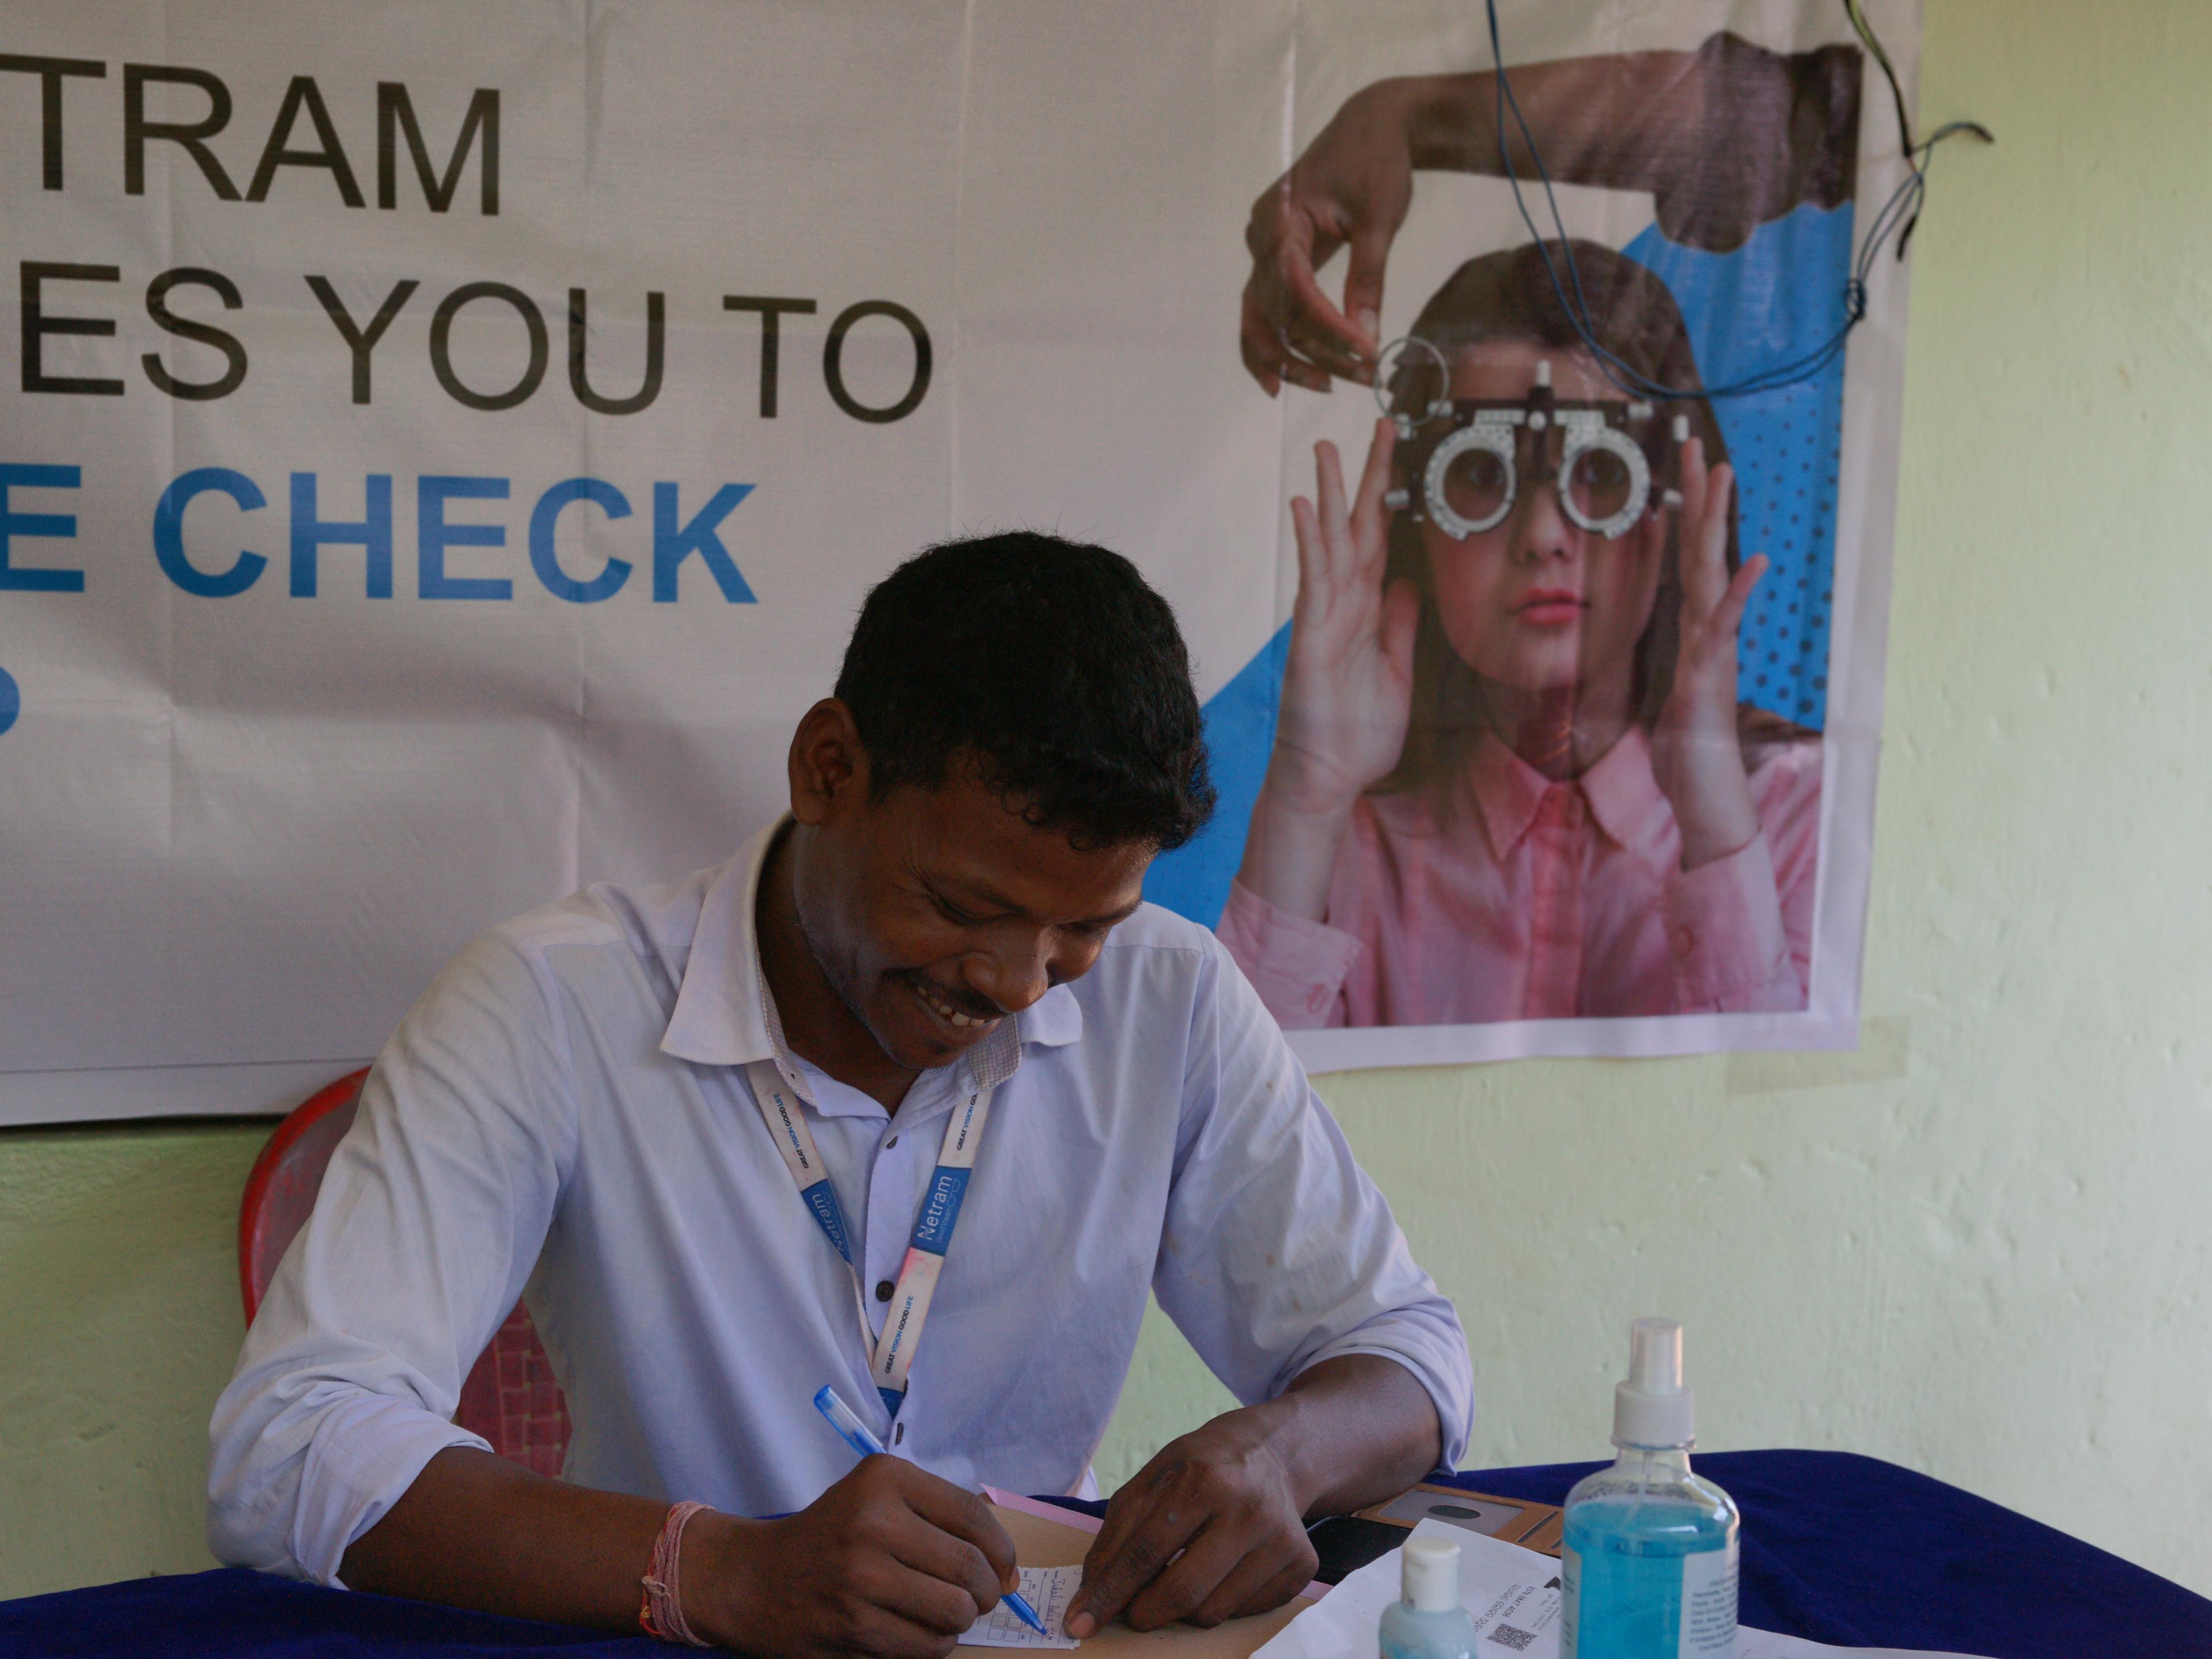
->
[1448,1452,2210,1657]
[1,1452,2203,1657]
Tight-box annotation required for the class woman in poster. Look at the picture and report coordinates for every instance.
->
[1217,33,1857,1028]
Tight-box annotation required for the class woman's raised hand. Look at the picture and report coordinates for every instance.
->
[1652,438,1766,871]
[1272,421,1419,819]
[1236,421,1415,923]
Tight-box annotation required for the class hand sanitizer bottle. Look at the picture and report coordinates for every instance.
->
[1560,1319,1739,1659]
[1378,1536,1477,1659]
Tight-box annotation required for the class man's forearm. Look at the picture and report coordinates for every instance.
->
[341,1442,1017,1656]
[1267,1353,1445,1517]
[340,1445,694,1629]
[1390,35,1857,256]
[1392,56,1692,195]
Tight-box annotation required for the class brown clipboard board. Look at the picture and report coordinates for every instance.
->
[984,1484,1562,1659]
[990,1501,1310,1659]
[1353,1482,1565,1558]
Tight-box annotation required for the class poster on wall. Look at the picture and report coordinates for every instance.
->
[0,1,1919,1124]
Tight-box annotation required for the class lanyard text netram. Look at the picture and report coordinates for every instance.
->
[743,1021,1017,1418]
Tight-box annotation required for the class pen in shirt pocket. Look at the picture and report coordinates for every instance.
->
[812,1385,1053,1638]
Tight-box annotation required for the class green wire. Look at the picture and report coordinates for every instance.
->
[1842,0,1994,256]
[1843,0,1920,162]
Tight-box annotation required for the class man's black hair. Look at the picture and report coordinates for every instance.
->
[834,531,1215,851]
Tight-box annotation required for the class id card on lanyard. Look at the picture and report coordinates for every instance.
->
[743,1020,1019,1419]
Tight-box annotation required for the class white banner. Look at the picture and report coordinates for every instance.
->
[0,1,1916,1122]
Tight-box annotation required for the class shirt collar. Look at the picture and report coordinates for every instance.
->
[658,816,1086,1070]
[1467,725,1666,855]
[1467,731,1552,858]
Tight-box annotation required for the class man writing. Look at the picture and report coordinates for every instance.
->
[209,533,1471,1653]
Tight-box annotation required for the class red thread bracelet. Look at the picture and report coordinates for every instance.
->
[639,1499,713,1646]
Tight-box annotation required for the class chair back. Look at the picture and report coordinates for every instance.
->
[238,1070,367,1322]
[237,1069,571,1474]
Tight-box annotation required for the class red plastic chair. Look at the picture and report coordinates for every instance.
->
[238,1068,573,1477]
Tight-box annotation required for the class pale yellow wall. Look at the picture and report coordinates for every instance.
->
[0,1123,267,1592]
[4,0,2210,1606]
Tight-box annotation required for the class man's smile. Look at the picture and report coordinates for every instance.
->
[906,975,1003,1031]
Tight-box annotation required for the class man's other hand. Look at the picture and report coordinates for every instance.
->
[1064,1411,1317,1636]
[699,1456,1018,1659]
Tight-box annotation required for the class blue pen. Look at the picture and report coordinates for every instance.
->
[813,1387,1052,1638]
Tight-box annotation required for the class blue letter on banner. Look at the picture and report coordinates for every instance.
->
[153,468,268,597]
[0,463,85,592]
[291,473,393,598]
[652,482,755,603]
[417,475,511,600]
[529,478,632,603]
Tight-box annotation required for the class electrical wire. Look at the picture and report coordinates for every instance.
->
[1843,0,1916,153]
[1481,0,1991,403]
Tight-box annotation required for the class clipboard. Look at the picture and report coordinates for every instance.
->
[983,1483,1561,1659]
[1353,1482,1565,1556]
[988,1498,1309,1659]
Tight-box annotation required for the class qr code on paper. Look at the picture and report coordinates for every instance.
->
[1486,1627,1535,1652]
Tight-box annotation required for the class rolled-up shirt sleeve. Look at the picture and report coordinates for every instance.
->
[1152,933,1473,1467]
[207,927,577,1584]
[1662,830,1796,1012]
[1215,878,1365,1031]
[1663,741,1823,1014]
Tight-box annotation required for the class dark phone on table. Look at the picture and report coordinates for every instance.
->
[1304,1514,1411,1585]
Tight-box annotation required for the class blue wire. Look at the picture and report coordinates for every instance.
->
[1478,0,1980,404]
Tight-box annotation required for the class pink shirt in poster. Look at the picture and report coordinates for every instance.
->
[1217,727,1821,1029]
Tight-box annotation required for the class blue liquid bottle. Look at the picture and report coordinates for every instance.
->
[1560,1319,1739,1659]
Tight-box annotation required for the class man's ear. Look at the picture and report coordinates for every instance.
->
[787,699,871,827]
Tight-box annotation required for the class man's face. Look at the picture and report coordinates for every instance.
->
[791,754,1154,1073]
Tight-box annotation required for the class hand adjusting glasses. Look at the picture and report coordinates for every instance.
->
[1377,337,1689,542]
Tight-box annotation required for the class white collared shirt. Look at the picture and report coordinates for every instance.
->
[207,821,1473,1585]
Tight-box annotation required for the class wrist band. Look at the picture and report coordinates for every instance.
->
[639,1499,713,1646]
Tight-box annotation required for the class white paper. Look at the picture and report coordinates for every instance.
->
[960,1566,1083,1649]
[1255,1520,1563,1659]
[1251,1520,1991,1659]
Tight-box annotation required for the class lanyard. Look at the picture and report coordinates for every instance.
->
[743,1021,1018,1418]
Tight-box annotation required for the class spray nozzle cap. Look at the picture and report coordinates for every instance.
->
[1400,1535,1461,1613]
[1613,1317,1696,1449]
[1629,1317,1681,1392]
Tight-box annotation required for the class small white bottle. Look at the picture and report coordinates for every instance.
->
[1378,1536,1477,1659]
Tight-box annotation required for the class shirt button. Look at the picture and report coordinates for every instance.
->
[1671,926,1696,959]
[876,1279,895,1302]
[884,1135,899,1149]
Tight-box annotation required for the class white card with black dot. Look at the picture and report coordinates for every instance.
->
[960,1565,1083,1648]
